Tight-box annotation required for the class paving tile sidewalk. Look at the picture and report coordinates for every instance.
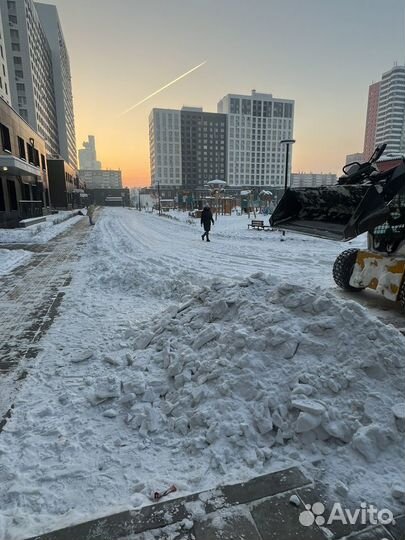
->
[0,217,89,426]
[27,467,404,540]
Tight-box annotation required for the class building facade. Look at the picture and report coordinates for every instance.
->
[0,96,48,227]
[291,172,337,188]
[79,169,122,189]
[0,0,59,157]
[180,107,226,189]
[0,7,10,104]
[345,152,364,165]
[375,65,405,155]
[35,2,77,169]
[78,135,101,170]
[149,106,226,191]
[86,188,130,207]
[149,108,182,187]
[217,90,294,189]
[363,81,381,160]
[47,158,82,209]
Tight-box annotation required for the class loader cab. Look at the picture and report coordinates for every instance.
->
[339,144,387,185]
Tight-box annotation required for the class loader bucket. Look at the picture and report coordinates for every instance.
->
[270,184,389,241]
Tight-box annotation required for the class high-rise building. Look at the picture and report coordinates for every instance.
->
[363,81,381,160]
[0,8,11,104]
[217,90,294,189]
[79,169,122,189]
[78,135,102,170]
[149,107,226,189]
[0,0,59,157]
[35,2,77,169]
[181,107,226,189]
[363,66,405,158]
[149,108,182,188]
[375,65,405,155]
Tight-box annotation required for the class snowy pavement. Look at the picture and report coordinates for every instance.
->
[0,208,404,540]
[0,249,32,276]
[0,216,88,428]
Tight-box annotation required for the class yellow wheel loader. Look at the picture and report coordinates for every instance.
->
[270,144,405,311]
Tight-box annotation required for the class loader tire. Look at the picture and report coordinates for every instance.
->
[333,249,363,291]
[399,278,405,313]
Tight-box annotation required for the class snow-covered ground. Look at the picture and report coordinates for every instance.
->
[0,249,32,276]
[0,210,85,245]
[0,208,404,539]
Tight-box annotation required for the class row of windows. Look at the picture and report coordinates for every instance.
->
[228,178,284,186]
[0,122,46,169]
[230,97,293,118]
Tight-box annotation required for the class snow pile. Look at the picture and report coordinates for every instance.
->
[0,211,84,244]
[88,274,404,505]
[0,248,32,275]
[0,267,404,537]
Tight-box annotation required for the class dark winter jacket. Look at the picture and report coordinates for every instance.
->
[201,207,214,231]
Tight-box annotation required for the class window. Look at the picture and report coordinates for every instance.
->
[27,142,34,163]
[0,180,5,211]
[13,56,22,65]
[15,70,23,78]
[230,98,240,114]
[0,123,11,152]
[253,100,262,117]
[284,103,293,118]
[7,179,17,211]
[8,15,17,24]
[11,42,20,51]
[18,136,26,160]
[273,102,284,117]
[242,99,251,115]
[263,102,272,117]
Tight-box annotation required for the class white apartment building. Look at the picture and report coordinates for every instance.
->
[291,172,337,188]
[79,169,122,189]
[149,108,182,187]
[0,0,59,156]
[35,2,77,169]
[375,65,405,155]
[217,90,294,188]
[0,8,10,104]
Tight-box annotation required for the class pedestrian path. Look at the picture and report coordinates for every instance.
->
[0,217,89,425]
[26,466,404,540]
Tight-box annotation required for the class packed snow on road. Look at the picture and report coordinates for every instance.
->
[0,208,404,539]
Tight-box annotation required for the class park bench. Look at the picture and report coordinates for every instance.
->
[248,219,271,230]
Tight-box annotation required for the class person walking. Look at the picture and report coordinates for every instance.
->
[87,204,95,226]
[200,205,214,242]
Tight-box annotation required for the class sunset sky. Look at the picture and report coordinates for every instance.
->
[42,0,404,187]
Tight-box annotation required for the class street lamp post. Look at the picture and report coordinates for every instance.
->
[157,182,161,215]
[280,139,296,193]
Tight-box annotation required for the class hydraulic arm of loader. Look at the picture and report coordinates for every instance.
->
[270,162,405,241]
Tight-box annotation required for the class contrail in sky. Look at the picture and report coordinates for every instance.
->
[117,60,207,117]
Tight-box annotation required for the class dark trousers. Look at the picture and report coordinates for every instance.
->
[202,229,210,241]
